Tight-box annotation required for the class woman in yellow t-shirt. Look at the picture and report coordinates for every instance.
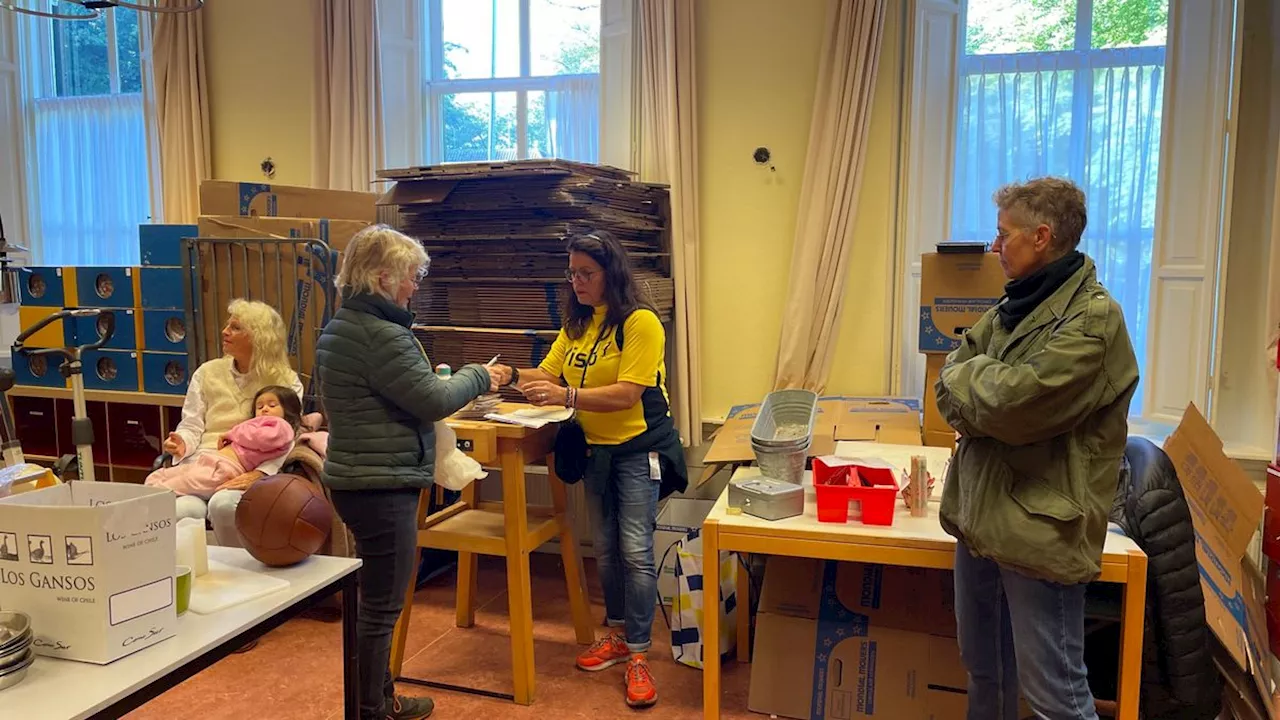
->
[511,231,687,710]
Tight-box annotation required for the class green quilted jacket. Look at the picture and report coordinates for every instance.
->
[935,257,1140,584]
[316,292,489,491]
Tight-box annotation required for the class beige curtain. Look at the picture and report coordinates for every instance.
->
[633,0,702,446]
[773,0,886,391]
[1267,133,1280,397]
[151,0,210,223]
[313,0,384,192]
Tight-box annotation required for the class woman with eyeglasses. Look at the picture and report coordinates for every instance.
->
[508,230,687,709]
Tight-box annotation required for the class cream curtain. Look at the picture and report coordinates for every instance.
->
[313,0,384,192]
[773,0,886,391]
[1267,132,1280,397]
[151,0,210,223]
[632,0,702,446]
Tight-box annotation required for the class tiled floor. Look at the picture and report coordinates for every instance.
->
[124,553,755,719]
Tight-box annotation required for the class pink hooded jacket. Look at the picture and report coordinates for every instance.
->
[220,415,295,471]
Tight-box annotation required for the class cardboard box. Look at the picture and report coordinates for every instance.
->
[749,560,964,720]
[833,397,922,445]
[138,224,198,267]
[923,430,957,451]
[68,309,141,351]
[924,353,949,434]
[654,497,716,606]
[12,352,66,389]
[197,215,370,255]
[142,352,191,396]
[1163,404,1275,714]
[0,483,177,664]
[918,252,1005,354]
[74,267,139,309]
[83,349,141,392]
[199,181,377,222]
[141,309,188,353]
[139,267,186,310]
[703,396,843,465]
[17,266,76,308]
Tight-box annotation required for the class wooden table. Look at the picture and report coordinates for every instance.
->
[388,405,594,705]
[0,547,361,720]
[702,441,1149,720]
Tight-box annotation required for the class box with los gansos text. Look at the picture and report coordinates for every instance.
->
[0,483,177,664]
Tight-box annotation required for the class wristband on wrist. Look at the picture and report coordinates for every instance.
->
[505,367,521,387]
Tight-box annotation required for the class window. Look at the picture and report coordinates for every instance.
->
[952,0,1168,413]
[423,0,601,164]
[23,7,153,265]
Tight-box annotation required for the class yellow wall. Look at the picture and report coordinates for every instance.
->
[696,0,903,419]
[203,0,317,186]
[695,0,825,419]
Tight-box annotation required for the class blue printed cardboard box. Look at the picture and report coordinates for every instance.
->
[1162,404,1276,713]
[747,558,969,720]
[918,252,1006,354]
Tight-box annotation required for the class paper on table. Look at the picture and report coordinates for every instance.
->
[484,406,574,429]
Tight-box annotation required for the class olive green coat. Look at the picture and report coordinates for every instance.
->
[935,257,1139,585]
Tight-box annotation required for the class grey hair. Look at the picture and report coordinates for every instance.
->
[335,225,429,301]
[993,177,1088,253]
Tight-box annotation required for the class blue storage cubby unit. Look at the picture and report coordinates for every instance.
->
[141,309,188,353]
[139,267,185,309]
[141,351,191,395]
[16,267,71,307]
[68,309,138,351]
[139,224,198,267]
[82,349,140,392]
[75,267,137,308]
[12,353,64,389]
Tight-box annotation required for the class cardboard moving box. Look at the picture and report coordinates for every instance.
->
[0,483,177,664]
[704,396,922,465]
[197,216,370,255]
[199,181,377,222]
[749,559,964,719]
[918,252,1005,354]
[1163,404,1275,715]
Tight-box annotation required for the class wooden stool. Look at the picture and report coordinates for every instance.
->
[388,415,595,705]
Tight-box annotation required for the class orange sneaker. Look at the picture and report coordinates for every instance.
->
[624,654,657,708]
[576,632,629,672]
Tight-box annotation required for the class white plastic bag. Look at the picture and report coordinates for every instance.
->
[668,528,737,669]
[433,421,487,491]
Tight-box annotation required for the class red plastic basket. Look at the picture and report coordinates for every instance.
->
[812,456,900,526]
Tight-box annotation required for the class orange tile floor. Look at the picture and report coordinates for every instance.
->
[124,553,754,719]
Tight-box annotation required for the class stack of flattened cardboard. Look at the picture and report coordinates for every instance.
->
[195,181,377,385]
[918,250,1006,449]
[377,160,673,383]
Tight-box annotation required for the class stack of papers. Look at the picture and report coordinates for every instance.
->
[484,406,574,429]
[454,394,503,420]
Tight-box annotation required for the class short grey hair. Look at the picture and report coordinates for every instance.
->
[335,225,429,301]
[993,177,1088,253]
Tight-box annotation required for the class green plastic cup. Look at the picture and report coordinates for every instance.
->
[175,565,192,616]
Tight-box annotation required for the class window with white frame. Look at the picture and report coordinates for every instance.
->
[20,6,152,266]
[952,0,1168,413]
[900,0,1234,423]
[418,0,601,165]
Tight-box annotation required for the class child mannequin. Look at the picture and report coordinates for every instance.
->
[147,386,301,520]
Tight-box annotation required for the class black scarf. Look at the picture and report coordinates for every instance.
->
[998,251,1085,331]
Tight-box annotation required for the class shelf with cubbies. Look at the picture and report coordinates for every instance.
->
[9,224,197,480]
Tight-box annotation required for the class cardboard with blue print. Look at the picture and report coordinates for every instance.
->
[918,250,1006,354]
[0,483,177,665]
[1162,403,1275,715]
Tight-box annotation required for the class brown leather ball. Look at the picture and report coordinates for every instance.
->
[235,473,333,567]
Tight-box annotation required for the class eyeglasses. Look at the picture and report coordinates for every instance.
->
[565,269,599,284]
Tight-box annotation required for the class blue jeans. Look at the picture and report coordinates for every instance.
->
[954,542,1098,720]
[586,451,660,653]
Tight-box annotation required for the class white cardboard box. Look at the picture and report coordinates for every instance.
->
[655,497,716,606]
[0,483,177,664]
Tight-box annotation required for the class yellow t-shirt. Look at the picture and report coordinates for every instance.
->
[539,306,671,446]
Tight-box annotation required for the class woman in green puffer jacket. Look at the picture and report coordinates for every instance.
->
[316,226,510,720]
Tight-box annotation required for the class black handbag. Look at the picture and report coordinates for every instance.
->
[552,324,614,484]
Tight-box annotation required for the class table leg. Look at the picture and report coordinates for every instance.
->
[703,519,722,720]
[1116,549,1148,720]
[736,552,750,663]
[502,443,537,705]
[547,456,594,645]
[457,477,480,628]
[390,489,430,677]
[342,571,360,720]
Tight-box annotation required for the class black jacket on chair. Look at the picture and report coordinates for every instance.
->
[1111,437,1222,720]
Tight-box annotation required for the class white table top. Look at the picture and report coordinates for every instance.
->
[715,442,1141,561]
[0,547,361,720]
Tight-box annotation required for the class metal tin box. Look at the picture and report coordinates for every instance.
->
[728,476,805,521]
